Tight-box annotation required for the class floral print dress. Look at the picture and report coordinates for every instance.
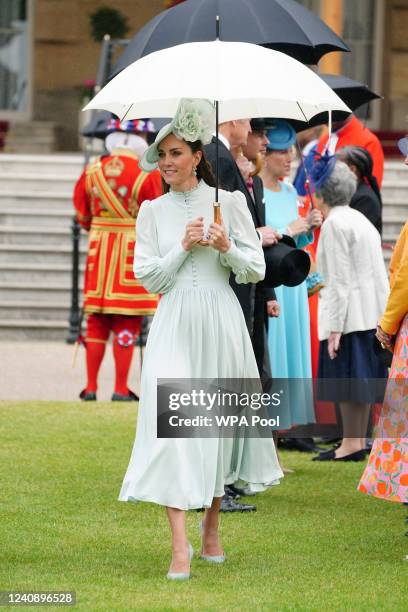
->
[358,314,408,503]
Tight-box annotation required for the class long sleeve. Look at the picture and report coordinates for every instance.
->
[73,171,92,230]
[295,231,313,250]
[380,222,408,335]
[133,201,189,294]
[320,219,351,333]
[220,191,265,284]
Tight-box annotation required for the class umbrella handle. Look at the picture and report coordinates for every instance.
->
[198,202,222,246]
[214,202,221,224]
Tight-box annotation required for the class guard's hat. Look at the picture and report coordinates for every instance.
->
[107,118,156,134]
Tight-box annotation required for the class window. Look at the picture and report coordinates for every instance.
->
[341,0,375,88]
[0,0,29,112]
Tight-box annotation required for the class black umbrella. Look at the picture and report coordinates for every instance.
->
[81,111,113,139]
[111,0,349,78]
[319,74,382,110]
[265,74,381,132]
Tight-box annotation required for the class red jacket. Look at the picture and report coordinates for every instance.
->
[73,148,162,315]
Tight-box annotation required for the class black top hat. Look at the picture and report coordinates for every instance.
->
[263,235,311,288]
[250,118,266,132]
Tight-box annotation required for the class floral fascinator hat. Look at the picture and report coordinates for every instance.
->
[140,98,215,172]
[309,151,337,191]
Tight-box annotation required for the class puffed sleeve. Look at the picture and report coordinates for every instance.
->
[220,191,265,284]
[133,201,189,294]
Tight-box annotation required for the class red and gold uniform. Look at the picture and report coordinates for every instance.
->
[73,146,162,399]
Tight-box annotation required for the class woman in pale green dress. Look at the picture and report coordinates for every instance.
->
[119,100,283,580]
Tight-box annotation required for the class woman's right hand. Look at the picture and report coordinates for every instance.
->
[182,217,205,251]
[287,217,310,237]
[376,325,394,351]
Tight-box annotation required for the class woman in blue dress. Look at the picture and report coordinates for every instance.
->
[260,120,322,428]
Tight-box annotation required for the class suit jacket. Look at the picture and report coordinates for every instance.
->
[204,138,275,382]
[317,205,388,340]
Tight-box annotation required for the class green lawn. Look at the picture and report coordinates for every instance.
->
[0,402,406,611]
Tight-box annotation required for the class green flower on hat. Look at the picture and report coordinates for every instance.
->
[172,98,215,145]
[139,98,215,172]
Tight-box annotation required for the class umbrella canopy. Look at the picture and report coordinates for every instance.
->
[84,41,350,123]
[319,74,382,111]
[269,73,382,133]
[111,0,350,77]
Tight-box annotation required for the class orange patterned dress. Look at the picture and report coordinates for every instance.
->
[358,314,408,502]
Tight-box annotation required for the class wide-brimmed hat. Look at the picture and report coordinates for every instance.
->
[263,235,311,288]
[140,98,215,172]
[266,119,297,151]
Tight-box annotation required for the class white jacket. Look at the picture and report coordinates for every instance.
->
[317,205,389,341]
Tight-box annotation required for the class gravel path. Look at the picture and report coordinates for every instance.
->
[1,341,142,401]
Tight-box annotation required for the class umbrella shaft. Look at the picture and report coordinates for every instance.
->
[215,100,219,202]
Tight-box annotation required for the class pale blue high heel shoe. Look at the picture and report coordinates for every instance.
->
[199,521,226,563]
[166,543,194,580]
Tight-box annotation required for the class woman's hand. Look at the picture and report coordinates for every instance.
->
[287,217,310,237]
[376,325,394,351]
[208,222,231,253]
[267,300,280,318]
[182,217,205,251]
[306,208,323,229]
[328,332,341,360]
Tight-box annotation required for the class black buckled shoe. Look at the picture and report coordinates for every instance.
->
[79,389,97,401]
[220,496,256,512]
[313,449,367,462]
[279,438,325,453]
[224,485,240,500]
[111,389,139,402]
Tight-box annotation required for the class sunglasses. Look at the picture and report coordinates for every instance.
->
[397,137,408,157]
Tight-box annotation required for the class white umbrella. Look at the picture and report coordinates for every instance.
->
[84,40,350,122]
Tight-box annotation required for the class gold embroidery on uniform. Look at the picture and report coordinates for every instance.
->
[129,172,148,218]
[86,231,108,299]
[105,156,124,177]
[85,305,157,315]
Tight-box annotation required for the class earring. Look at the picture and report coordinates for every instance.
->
[193,166,197,176]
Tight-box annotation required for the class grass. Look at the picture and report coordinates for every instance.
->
[0,401,406,611]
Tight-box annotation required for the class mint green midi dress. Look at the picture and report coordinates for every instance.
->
[119,180,283,510]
